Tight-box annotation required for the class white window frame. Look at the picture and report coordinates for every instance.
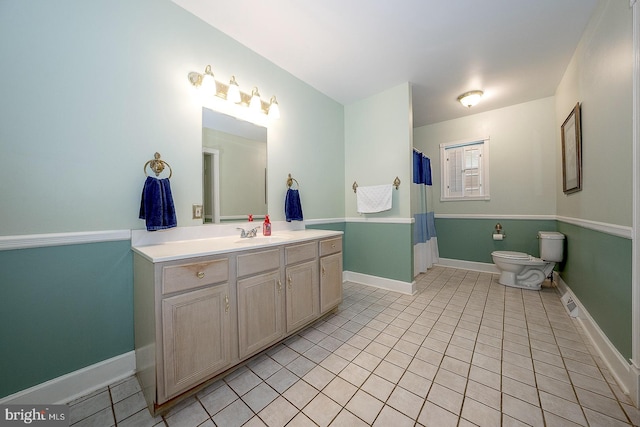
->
[440,137,490,201]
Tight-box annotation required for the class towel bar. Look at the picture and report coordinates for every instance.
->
[352,176,401,193]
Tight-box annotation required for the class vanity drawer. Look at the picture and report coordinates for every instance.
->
[162,258,229,295]
[237,249,280,277]
[285,242,317,265]
[319,237,342,257]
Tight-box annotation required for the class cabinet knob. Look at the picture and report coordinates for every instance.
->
[322,266,325,276]
[331,244,336,248]
[287,275,292,289]
[225,294,229,313]
[197,271,205,279]
[278,279,282,293]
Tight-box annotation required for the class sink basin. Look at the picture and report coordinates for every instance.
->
[234,236,288,245]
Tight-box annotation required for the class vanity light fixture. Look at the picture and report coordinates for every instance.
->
[187,65,279,119]
[457,90,484,108]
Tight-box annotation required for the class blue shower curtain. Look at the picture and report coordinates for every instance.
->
[412,149,439,276]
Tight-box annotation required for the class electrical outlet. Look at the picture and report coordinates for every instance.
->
[192,204,203,219]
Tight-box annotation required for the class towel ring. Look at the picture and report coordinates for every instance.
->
[144,152,172,178]
[286,173,299,189]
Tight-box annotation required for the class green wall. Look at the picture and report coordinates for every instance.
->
[435,218,557,263]
[557,222,632,359]
[344,223,413,283]
[0,241,133,398]
[308,221,413,284]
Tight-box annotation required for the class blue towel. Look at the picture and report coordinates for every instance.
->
[285,188,303,222]
[139,176,177,231]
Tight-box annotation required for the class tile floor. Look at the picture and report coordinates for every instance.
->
[69,267,640,426]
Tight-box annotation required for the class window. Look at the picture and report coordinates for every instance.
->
[440,137,490,201]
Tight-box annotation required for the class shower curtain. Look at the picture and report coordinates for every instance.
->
[412,149,439,276]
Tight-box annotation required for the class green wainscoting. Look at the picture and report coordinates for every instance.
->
[0,241,133,398]
[435,218,557,263]
[347,222,413,283]
[309,221,413,283]
[557,222,632,360]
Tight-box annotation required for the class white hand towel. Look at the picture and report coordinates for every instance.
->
[356,184,393,213]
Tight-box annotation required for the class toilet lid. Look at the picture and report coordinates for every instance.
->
[492,251,530,260]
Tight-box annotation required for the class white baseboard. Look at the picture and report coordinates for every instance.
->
[343,271,415,295]
[0,351,136,405]
[555,276,639,405]
[435,258,499,274]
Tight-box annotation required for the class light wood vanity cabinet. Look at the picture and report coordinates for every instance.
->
[134,232,342,415]
[134,254,235,407]
[161,284,231,398]
[159,258,234,401]
[237,249,283,359]
[320,237,343,314]
[285,242,319,333]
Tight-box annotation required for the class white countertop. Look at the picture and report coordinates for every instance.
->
[132,229,343,263]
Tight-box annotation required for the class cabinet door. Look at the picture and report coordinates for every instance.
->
[285,260,319,333]
[161,285,231,400]
[320,252,343,314]
[237,270,283,359]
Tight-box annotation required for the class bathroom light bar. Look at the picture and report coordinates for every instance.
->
[188,65,279,118]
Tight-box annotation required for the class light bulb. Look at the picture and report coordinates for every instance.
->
[227,76,241,104]
[200,65,216,97]
[249,87,262,112]
[268,96,280,119]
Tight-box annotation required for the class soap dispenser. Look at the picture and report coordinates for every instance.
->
[263,215,271,236]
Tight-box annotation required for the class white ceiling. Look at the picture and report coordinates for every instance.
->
[172,0,598,127]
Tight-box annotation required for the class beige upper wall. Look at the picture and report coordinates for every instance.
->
[344,83,413,218]
[414,0,633,225]
[414,97,557,216]
[555,0,633,227]
[0,0,345,235]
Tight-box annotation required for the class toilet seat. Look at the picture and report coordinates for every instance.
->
[491,251,530,260]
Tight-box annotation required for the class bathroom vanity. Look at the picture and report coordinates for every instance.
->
[132,229,343,415]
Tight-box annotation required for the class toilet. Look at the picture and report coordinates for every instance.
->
[491,231,565,290]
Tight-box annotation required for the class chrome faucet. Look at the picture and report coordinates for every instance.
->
[237,226,260,238]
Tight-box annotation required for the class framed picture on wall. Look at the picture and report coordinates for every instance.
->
[561,102,582,194]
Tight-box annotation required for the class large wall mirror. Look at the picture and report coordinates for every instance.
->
[202,107,267,223]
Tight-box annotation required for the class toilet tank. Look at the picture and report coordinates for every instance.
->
[538,231,565,262]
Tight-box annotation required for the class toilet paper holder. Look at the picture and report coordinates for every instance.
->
[493,223,506,239]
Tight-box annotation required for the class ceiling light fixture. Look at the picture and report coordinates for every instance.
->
[457,90,484,108]
[187,65,279,119]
